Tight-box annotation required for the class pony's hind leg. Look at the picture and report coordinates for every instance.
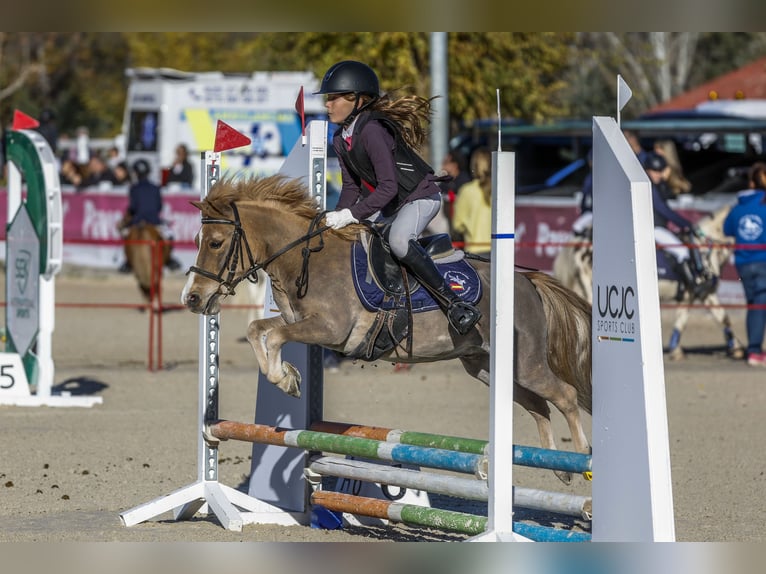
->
[514,386,575,485]
[246,316,302,397]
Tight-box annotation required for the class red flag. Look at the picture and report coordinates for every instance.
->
[295,86,305,138]
[213,120,252,153]
[12,109,39,130]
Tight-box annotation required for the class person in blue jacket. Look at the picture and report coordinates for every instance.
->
[645,152,715,300]
[315,60,481,335]
[723,161,766,367]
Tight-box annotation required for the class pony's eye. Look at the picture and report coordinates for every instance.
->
[210,240,223,249]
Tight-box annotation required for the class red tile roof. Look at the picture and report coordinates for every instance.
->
[649,57,766,112]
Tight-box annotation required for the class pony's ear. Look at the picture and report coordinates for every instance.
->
[190,200,203,211]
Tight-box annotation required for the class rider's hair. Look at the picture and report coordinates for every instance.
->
[352,88,436,150]
[748,161,766,190]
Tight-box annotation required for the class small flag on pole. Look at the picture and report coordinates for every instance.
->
[617,75,632,128]
[12,109,40,130]
[295,86,306,145]
[213,120,252,153]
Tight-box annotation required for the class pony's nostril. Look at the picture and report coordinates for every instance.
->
[186,293,200,307]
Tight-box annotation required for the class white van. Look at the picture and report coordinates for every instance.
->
[121,67,328,189]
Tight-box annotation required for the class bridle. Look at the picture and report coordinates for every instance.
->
[187,202,330,298]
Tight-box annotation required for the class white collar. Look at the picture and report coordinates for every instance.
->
[341,116,359,140]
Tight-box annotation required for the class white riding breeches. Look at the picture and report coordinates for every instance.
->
[654,226,689,262]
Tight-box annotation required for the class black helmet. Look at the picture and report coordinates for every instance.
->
[314,60,380,97]
[642,152,667,172]
[132,159,151,178]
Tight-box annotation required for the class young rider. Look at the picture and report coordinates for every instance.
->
[316,60,482,335]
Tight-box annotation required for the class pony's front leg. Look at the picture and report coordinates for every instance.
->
[245,316,302,397]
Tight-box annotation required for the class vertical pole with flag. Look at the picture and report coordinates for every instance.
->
[617,74,632,129]
[295,86,306,146]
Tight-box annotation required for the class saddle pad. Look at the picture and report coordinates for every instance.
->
[351,241,482,312]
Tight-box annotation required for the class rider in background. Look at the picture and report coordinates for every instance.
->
[118,159,182,273]
[645,152,715,300]
[723,161,766,367]
[316,60,481,335]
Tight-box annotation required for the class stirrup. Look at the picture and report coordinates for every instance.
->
[447,301,482,335]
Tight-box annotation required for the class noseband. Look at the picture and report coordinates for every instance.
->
[188,202,329,298]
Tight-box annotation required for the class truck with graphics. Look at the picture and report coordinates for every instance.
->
[121,67,329,189]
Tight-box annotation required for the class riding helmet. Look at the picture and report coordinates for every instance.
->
[132,158,151,178]
[642,152,667,172]
[314,61,380,97]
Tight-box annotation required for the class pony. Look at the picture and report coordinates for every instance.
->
[181,175,593,484]
[120,217,172,305]
[552,204,745,360]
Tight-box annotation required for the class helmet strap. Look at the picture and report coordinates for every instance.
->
[342,93,377,127]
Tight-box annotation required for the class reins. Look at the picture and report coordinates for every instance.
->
[187,202,330,298]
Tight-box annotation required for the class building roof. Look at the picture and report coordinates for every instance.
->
[649,56,766,112]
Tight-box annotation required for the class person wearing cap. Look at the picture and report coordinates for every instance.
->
[645,151,715,300]
[315,60,481,335]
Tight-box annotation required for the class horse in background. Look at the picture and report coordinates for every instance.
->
[121,218,172,305]
[552,204,746,360]
[181,175,594,484]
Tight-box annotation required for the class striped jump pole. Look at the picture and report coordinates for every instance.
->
[208,420,487,476]
[311,420,592,475]
[308,456,592,520]
[311,491,591,542]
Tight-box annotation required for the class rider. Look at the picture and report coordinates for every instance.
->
[315,60,482,335]
[118,159,182,273]
[645,152,715,300]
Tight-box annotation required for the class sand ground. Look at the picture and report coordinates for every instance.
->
[0,267,763,542]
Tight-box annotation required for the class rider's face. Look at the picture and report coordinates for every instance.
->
[325,93,355,125]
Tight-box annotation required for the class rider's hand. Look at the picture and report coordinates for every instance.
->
[325,208,358,230]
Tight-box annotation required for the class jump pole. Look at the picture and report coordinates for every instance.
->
[0,117,101,408]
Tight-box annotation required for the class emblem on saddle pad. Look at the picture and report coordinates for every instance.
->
[346,232,482,362]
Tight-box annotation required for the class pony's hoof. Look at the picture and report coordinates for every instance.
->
[276,362,302,398]
[554,470,573,485]
[730,348,745,360]
[667,347,685,361]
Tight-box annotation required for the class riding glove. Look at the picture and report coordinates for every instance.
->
[326,208,358,230]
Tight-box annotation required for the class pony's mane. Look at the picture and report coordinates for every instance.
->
[203,175,319,219]
[199,174,363,241]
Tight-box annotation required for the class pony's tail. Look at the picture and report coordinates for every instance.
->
[525,271,593,414]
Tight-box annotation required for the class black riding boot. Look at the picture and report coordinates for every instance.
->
[676,259,716,300]
[398,239,482,335]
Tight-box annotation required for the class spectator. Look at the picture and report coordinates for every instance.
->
[654,139,692,197]
[452,147,492,257]
[645,152,715,301]
[81,155,114,189]
[723,161,766,367]
[166,143,194,188]
[60,158,86,190]
[110,161,131,186]
[438,149,471,237]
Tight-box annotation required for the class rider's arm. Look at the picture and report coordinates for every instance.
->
[653,184,692,231]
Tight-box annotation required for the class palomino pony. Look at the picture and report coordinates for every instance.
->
[553,204,745,360]
[181,175,593,484]
[122,219,172,304]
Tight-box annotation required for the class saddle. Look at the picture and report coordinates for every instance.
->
[347,227,482,362]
